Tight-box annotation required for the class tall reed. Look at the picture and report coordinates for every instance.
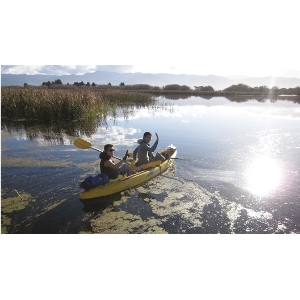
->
[1,87,154,123]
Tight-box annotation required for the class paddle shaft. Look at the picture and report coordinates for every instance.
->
[170,157,197,161]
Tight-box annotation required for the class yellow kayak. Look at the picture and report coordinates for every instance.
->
[79,147,177,200]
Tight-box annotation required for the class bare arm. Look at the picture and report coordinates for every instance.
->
[104,159,123,170]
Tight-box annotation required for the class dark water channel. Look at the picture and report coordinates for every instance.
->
[1,95,300,234]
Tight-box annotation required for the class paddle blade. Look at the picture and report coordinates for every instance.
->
[74,138,92,149]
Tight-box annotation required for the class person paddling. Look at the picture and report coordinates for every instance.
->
[100,144,136,179]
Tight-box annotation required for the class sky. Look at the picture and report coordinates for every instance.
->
[1,0,299,78]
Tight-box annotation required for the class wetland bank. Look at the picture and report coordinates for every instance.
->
[1,87,300,234]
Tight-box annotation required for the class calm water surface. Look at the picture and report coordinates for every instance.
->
[1,96,300,233]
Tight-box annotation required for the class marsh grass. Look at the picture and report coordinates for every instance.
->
[1,87,155,123]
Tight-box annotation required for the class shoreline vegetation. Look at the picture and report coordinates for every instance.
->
[5,81,300,97]
[2,82,300,124]
[1,88,155,123]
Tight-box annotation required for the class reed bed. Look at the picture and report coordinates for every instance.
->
[1,87,155,123]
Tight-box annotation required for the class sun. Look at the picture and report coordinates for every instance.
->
[245,156,282,197]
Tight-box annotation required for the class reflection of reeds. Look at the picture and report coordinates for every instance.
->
[1,87,155,123]
[2,115,109,142]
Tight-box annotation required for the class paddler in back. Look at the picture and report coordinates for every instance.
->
[134,132,165,166]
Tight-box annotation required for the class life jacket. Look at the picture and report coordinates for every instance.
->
[99,152,120,179]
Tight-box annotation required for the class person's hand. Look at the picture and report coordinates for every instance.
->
[123,150,129,161]
[155,132,159,141]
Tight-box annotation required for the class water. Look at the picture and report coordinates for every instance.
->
[1,95,300,233]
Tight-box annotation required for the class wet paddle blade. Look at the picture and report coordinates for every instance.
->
[74,138,92,149]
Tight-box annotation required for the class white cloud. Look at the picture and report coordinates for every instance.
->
[0,65,135,76]
[2,62,299,78]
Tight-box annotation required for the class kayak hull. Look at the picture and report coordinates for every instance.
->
[79,148,177,200]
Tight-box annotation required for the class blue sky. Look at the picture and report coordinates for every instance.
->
[1,0,299,78]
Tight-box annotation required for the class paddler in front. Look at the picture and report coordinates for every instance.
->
[100,144,136,179]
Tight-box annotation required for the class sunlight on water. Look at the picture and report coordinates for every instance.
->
[245,156,282,197]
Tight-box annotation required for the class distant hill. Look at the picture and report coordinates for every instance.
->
[1,71,300,90]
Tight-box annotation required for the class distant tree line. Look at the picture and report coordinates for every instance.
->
[222,83,300,95]
[20,80,300,95]
[42,79,63,86]
[194,86,214,91]
[73,81,96,87]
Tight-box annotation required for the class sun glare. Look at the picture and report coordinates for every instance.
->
[245,156,281,197]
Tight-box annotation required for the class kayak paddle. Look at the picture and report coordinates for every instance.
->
[74,138,196,162]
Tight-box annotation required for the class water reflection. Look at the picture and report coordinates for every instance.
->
[224,95,300,104]
[2,96,300,146]
[245,156,282,197]
[1,103,176,145]
[1,117,107,144]
[2,95,300,234]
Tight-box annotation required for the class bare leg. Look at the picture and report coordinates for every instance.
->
[126,165,136,175]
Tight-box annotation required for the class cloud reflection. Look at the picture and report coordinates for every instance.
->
[89,126,141,149]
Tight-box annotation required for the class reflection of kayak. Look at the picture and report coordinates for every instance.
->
[79,146,177,200]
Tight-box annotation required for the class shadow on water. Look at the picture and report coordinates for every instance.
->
[81,193,122,213]
[23,198,84,234]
